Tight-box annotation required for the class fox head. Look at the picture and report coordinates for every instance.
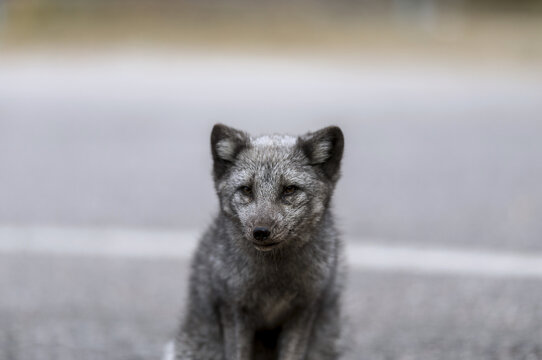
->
[210,124,344,252]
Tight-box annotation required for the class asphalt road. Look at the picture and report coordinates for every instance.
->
[1,252,542,360]
[1,53,542,251]
[1,52,542,359]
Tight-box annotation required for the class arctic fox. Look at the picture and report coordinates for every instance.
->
[170,124,345,360]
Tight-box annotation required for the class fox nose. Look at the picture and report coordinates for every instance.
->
[253,227,271,241]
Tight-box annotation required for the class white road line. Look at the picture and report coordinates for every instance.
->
[0,226,200,258]
[347,244,542,278]
[1,225,542,278]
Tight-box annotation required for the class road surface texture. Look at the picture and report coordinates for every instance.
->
[1,250,542,360]
[1,53,541,250]
[1,52,542,359]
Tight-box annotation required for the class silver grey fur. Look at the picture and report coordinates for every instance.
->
[174,124,345,360]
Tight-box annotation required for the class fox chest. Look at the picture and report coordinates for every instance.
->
[223,260,327,328]
[243,290,299,329]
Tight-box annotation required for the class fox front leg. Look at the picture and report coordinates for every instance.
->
[220,306,254,360]
[278,309,317,360]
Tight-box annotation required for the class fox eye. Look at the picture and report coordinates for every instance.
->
[283,185,298,195]
[240,186,252,196]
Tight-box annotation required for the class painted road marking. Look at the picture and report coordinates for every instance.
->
[2,226,542,278]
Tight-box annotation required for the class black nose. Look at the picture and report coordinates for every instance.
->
[253,227,270,241]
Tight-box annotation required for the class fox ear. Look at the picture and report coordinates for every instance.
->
[211,124,249,179]
[299,126,344,182]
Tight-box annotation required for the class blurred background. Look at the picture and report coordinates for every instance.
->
[1,1,542,359]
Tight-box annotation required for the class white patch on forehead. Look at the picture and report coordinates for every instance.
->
[251,135,297,148]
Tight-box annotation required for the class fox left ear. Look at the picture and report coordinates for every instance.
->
[211,124,250,180]
[298,126,344,182]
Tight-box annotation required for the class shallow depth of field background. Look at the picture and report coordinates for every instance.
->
[1,1,542,359]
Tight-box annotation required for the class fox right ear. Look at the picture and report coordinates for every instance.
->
[298,126,344,183]
[211,124,249,179]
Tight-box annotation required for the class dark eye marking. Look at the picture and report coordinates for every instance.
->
[282,185,299,196]
[239,186,253,196]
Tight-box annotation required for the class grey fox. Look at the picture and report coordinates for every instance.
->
[170,124,345,360]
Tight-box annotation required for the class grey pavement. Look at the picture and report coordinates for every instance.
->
[1,252,542,360]
[1,52,542,360]
[1,53,542,251]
